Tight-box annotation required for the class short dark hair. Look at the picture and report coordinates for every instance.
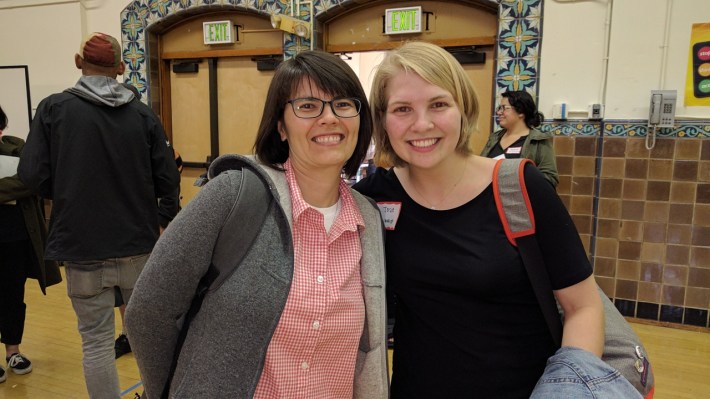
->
[502,91,544,128]
[253,51,372,177]
[0,105,7,131]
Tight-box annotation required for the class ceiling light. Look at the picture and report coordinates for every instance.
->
[270,14,310,38]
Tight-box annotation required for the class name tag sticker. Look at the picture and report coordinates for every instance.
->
[376,202,401,230]
[493,154,505,160]
[506,146,522,154]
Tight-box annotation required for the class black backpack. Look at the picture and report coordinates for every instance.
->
[161,157,271,399]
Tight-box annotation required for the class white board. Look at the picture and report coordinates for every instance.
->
[0,66,32,140]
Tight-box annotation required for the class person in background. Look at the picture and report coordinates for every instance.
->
[18,33,180,399]
[480,90,559,187]
[112,82,183,359]
[0,105,62,384]
[125,50,388,398]
[121,80,184,230]
[353,41,602,398]
[114,147,183,358]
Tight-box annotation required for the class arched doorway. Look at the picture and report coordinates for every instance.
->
[155,10,282,202]
[121,0,544,202]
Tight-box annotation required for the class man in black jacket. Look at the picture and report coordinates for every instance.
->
[18,32,179,399]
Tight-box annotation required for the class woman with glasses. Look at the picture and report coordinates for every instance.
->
[353,42,603,398]
[125,51,388,399]
[481,91,559,187]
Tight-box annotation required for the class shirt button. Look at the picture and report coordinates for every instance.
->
[301,361,309,370]
[312,320,320,330]
[316,275,324,284]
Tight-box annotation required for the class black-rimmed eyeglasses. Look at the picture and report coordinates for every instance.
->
[496,105,514,113]
[286,97,362,119]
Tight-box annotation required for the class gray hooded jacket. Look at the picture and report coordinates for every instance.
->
[125,155,389,399]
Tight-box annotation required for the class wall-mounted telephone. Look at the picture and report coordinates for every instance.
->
[648,90,676,127]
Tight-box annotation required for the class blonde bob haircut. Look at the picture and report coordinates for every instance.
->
[369,41,480,167]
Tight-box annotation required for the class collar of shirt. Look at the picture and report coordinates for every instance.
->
[283,159,365,238]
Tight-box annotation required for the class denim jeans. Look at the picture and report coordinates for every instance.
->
[64,254,149,399]
[531,346,643,399]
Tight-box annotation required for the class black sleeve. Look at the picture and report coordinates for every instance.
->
[18,100,53,198]
[523,164,592,289]
[157,188,180,228]
[156,147,182,228]
[147,114,180,198]
[0,175,35,203]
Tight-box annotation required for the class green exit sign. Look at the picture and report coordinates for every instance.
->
[203,20,234,45]
[385,6,422,35]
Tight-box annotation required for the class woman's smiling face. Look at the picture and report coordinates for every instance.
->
[278,77,360,174]
[383,70,462,170]
[496,97,524,130]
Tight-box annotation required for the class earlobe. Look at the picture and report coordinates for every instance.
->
[277,121,287,141]
[74,54,82,70]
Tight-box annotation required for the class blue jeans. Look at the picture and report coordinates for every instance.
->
[65,254,149,399]
[531,346,643,399]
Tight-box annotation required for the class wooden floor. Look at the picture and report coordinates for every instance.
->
[2,269,709,399]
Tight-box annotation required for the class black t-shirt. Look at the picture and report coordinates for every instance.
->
[353,164,591,398]
[487,134,527,159]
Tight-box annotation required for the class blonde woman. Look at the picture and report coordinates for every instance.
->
[353,41,604,398]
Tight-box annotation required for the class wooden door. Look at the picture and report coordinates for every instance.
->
[170,59,210,205]
[216,57,273,155]
[170,57,273,204]
[160,10,281,204]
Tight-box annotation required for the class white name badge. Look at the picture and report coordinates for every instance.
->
[0,155,19,205]
[493,153,505,160]
[506,146,522,154]
[376,202,402,230]
[0,155,19,179]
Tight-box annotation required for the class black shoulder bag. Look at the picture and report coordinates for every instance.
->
[160,162,271,399]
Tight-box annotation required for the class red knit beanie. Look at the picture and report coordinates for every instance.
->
[79,33,121,67]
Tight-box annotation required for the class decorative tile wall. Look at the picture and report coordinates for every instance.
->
[545,121,710,329]
[496,0,542,95]
[493,0,543,129]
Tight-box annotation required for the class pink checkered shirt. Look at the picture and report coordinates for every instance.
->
[253,160,366,399]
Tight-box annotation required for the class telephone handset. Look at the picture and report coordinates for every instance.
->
[649,94,662,125]
[648,90,676,128]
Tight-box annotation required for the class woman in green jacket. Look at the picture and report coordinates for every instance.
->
[481,91,559,187]
[0,105,61,382]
